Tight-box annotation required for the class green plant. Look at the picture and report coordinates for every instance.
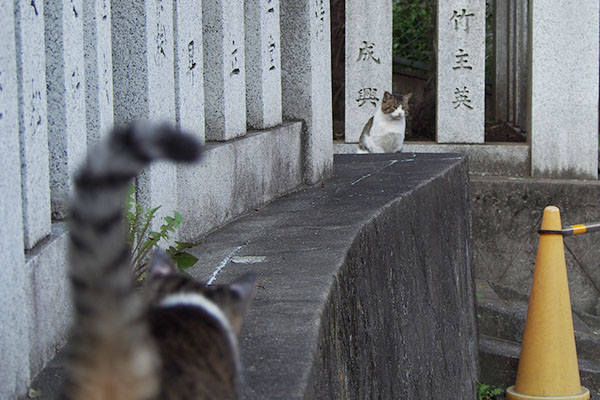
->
[477,381,504,400]
[392,0,435,66]
[126,184,199,279]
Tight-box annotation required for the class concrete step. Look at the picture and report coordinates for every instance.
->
[479,335,600,395]
[477,279,600,395]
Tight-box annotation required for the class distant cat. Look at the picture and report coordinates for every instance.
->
[357,91,412,153]
[61,121,256,400]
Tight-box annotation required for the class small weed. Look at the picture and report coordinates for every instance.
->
[477,381,504,400]
[126,184,199,279]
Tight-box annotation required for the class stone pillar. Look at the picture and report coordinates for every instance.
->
[529,0,599,179]
[112,0,178,228]
[280,0,333,184]
[174,0,205,141]
[494,0,508,122]
[202,0,247,140]
[436,0,485,143]
[344,0,392,143]
[45,0,87,219]
[517,0,528,131]
[83,0,114,144]
[15,0,51,249]
[245,0,283,129]
[0,2,28,396]
[507,0,516,125]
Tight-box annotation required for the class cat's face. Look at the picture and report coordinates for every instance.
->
[381,91,412,119]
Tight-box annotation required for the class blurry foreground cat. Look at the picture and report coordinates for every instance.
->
[357,91,412,153]
[61,121,256,400]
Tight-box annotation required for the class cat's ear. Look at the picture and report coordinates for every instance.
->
[230,272,257,309]
[147,248,177,277]
[383,91,393,100]
[225,272,257,336]
[402,93,413,108]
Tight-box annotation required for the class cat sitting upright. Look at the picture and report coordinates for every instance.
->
[357,91,412,153]
[61,121,256,400]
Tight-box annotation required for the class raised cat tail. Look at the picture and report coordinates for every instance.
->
[62,121,202,400]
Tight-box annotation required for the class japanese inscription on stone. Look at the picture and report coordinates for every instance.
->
[231,40,240,75]
[314,0,325,39]
[356,87,379,107]
[155,0,167,61]
[357,41,380,64]
[437,1,485,143]
[267,34,276,71]
[450,8,475,110]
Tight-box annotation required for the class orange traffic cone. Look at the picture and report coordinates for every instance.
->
[506,206,589,399]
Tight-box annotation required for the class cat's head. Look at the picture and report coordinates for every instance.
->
[146,249,257,337]
[381,91,413,119]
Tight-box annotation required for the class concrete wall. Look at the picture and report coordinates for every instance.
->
[183,153,478,399]
[472,177,600,316]
[0,1,331,397]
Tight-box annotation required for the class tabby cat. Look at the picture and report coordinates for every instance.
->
[357,91,412,153]
[61,121,256,400]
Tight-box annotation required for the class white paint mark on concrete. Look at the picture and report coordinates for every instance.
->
[231,255,267,264]
[207,245,244,285]
[351,159,400,186]
[351,173,372,186]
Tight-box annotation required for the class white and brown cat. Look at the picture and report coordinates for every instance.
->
[357,91,412,153]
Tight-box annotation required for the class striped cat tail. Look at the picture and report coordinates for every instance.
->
[61,121,201,400]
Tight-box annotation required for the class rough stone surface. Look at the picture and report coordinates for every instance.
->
[83,0,114,144]
[344,0,392,143]
[280,0,333,184]
[202,0,247,141]
[24,225,72,382]
[529,0,599,179]
[471,176,600,315]
[244,0,282,129]
[15,0,52,249]
[333,141,531,177]
[45,0,87,220]
[177,122,303,240]
[436,0,486,143]
[0,226,71,400]
[111,0,178,233]
[187,153,477,399]
[477,292,600,393]
[174,0,205,142]
[0,3,29,396]
[24,153,477,400]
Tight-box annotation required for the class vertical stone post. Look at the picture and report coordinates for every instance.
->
[507,0,516,125]
[436,0,485,143]
[45,0,87,219]
[494,0,508,122]
[202,0,247,140]
[112,0,178,228]
[529,0,599,179]
[15,0,51,249]
[280,0,333,184]
[83,0,114,144]
[344,0,392,143]
[0,2,28,396]
[245,0,283,129]
[174,0,205,140]
[517,0,528,131]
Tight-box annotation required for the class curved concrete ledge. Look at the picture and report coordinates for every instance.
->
[187,153,478,399]
[26,153,478,399]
